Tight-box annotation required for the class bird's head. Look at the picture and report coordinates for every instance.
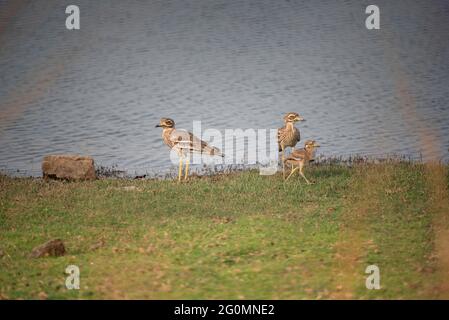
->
[156,118,175,128]
[283,112,305,123]
[304,140,320,150]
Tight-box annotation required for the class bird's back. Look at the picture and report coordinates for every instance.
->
[164,128,223,156]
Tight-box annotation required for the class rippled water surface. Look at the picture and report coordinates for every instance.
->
[1,0,448,176]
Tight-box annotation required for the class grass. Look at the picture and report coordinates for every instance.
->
[0,162,448,299]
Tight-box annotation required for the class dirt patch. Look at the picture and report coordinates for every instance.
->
[379,31,448,297]
[329,165,391,299]
[425,163,449,298]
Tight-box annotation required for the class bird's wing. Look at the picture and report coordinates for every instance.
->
[285,149,306,162]
[277,127,286,144]
[169,129,223,156]
[293,127,300,143]
[278,127,289,150]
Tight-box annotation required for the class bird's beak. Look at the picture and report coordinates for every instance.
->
[296,116,305,122]
[155,124,161,128]
[314,143,320,147]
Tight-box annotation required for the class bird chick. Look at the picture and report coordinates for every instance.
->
[284,140,320,183]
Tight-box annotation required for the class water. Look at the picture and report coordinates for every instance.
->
[1,0,449,176]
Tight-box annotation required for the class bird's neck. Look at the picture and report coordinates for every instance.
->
[162,127,174,137]
[305,148,315,160]
[285,122,295,130]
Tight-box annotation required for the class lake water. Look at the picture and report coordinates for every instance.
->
[1,0,449,177]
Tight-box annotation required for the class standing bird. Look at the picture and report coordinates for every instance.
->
[284,140,320,183]
[156,118,223,182]
[278,112,305,178]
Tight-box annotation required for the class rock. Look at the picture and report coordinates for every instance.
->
[29,239,66,258]
[42,155,96,180]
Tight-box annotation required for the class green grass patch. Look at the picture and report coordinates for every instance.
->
[0,163,446,299]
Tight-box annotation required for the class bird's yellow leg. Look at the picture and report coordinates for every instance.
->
[184,156,189,180]
[281,146,285,179]
[178,155,183,183]
[299,165,311,184]
[285,166,299,181]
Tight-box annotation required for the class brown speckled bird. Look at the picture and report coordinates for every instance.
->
[284,140,320,183]
[278,112,305,178]
[156,118,223,182]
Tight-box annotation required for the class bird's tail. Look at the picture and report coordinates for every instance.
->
[207,146,224,157]
[188,137,224,157]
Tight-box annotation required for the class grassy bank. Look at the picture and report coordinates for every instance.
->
[1,162,448,299]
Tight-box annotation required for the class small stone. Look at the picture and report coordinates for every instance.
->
[29,239,66,258]
[89,239,105,251]
[38,291,48,300]
[0,293,9,300]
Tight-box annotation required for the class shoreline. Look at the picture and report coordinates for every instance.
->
[2,153,447,180]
